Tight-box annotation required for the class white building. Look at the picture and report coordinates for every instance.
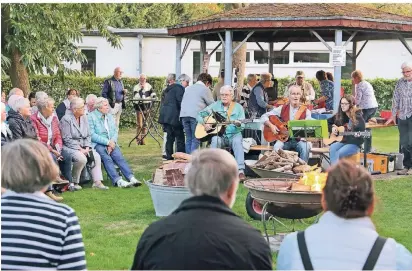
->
[69,28,412,81]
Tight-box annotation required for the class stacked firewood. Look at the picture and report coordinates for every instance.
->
[254,149,311,174]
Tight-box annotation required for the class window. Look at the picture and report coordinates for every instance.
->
[193,51,200,82]
[216,51,250,62]
[81,49,96,75]
[293,52,329,63]
[254,51,289,64]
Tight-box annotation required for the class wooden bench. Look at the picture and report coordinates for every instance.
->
[249,145,273,152]
[310,147,331,166]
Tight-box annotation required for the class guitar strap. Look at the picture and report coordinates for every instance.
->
[294,105,307,120]
[226,102,236,122]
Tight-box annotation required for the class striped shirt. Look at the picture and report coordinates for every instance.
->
[1,191,86,270]
[392,78,412,120]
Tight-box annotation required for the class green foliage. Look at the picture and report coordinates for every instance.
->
[1,4,121,77]
[1,75,398,127]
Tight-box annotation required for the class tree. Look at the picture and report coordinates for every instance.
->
[1,4,121,95]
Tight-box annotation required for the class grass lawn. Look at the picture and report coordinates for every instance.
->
[61,127,412,270]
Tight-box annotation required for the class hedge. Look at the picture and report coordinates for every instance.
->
[1,75,397,128]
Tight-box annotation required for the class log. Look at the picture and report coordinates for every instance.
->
[272,164,293,172]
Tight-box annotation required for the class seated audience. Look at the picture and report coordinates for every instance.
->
[56,88,80,120]
[328,95,365,165]
[315,70,334,110]
[197,85,246,181]
[248,72,274,118]
[88,97,141,188]
[158,73,186,159]
[85,94,98,114]
[131,149,272,270]
[5,88,24,114]
[30,91,48,114]
[180,72,214,154]
[261,85,312,162]
[1,102,12,145]
[60,98,107,190]
[7,96,37,140]
[277,160,412,270]
[28,91,36,107]
[1,91,5,103]
[1,139,87,270]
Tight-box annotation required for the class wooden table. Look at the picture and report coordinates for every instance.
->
[366,124,396,129]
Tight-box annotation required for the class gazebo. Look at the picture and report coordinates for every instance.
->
[167,3,412,111]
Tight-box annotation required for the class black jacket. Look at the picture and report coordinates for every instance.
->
[327,110,366,146]
[131,195,272,270]
[56,102,67,121]
[6,109,37,140]
[158,83,185,127]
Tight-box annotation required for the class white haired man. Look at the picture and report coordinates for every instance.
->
[132,73,156,145]
[261,85,312,162]
[197,85,246,181]
[131,149,272,270]
[85,94,98,114]
[102,67,127,128]
[386,62,412,175]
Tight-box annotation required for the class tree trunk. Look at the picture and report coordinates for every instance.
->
[232,42,246,102]
[10,48,30,96]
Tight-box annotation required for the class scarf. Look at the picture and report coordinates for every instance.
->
[38,112,53,146]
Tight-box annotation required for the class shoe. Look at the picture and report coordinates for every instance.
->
[116,179,133,188]
[239,173,246,182]
[69,183,82,191]
[46,191,63,202]
[92,182,109,190]
[129,177,142,187]
[162,155,167,161]
[397,168,411,175]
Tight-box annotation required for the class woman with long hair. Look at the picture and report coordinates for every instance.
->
[277,160,412,269]
[327,94,366,164]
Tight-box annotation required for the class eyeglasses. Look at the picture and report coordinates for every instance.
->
[220,94,231,97]
[340,102,350,106]
[402,70,412,74]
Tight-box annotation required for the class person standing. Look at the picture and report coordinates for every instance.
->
[284,71,316,104]
[212,69,225,101]
[315,70,334,111]
[387,62,412,175]
[180,73,214,154]
[248,72,274,118]
[158,73,186,160]
[240,74,258,114]
[102,67,127,129]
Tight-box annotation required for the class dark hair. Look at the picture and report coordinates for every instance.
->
[220,69,225,78]
[66,88,79,97]
[323,159,374,219]
[316,70,327,81]
[326,72,334,82]
[28,92,36,100]
[197,73,213,85]
[335,94,359,126]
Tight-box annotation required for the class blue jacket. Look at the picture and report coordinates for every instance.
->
[88,110,118,147]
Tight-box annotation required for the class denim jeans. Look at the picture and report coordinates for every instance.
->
[330,142,360,165]
[95,144,134,185]
[274,140,311,162]
[51,152,72,182]
[182,117,199,154]
[362,108,377,153]
[210,133,245,173]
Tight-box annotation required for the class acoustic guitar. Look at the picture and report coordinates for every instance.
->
[263,115,290,143]
[194,116,252,142]
[323,126,371,146]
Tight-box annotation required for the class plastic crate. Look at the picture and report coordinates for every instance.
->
[380,110,392,120]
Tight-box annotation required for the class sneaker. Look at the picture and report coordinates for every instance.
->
[92,182,109,190]
[69,183,82,191]
[116,179,133,188]
[129,177,142,187]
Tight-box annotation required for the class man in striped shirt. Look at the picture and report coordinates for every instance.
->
[387,61,412,175]
[1,139,86,270]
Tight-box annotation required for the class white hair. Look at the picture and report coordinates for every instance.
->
[70,97,85,110]
[93,97,108,110]
[35,91,48,101]
[37,97,55,111]
[139,73,147,79]
[11,97,30,112]
[177,73,191,84]
[401,61,412,70]
[220,85,234,96]
[86,94,98,104]
[167,73,176,82]
[8,88,23,99]
[185,149,238,198]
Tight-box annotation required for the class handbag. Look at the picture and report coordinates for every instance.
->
[85,148,96,168]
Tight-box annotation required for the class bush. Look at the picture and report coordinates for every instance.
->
[1,75,398,127]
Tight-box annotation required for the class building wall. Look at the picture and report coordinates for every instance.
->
[73,34,412,81]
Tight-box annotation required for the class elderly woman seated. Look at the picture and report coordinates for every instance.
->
[7,96,37,140]
[277,160,412,270]
[60,97,108,190]
[1,139,86,270]
[88,97,141,188]
[1,102,12,145]
[85,94,98,114]
[56,88,80,120]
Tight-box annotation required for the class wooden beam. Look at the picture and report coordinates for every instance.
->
[310,30,332,52]
[233,31,255,54]
[399,34,412,55]
[344,31,358,46]
[255,42,265,52]
[356,40,368,59]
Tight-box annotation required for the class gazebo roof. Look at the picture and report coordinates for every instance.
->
[167,4,412,42]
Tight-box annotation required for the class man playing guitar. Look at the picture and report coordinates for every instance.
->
[197,85,246,181]
[261,85,312,162]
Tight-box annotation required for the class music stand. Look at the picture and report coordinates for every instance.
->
[287,120,329,139]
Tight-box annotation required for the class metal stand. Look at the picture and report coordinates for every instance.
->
[128,99,163,147]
